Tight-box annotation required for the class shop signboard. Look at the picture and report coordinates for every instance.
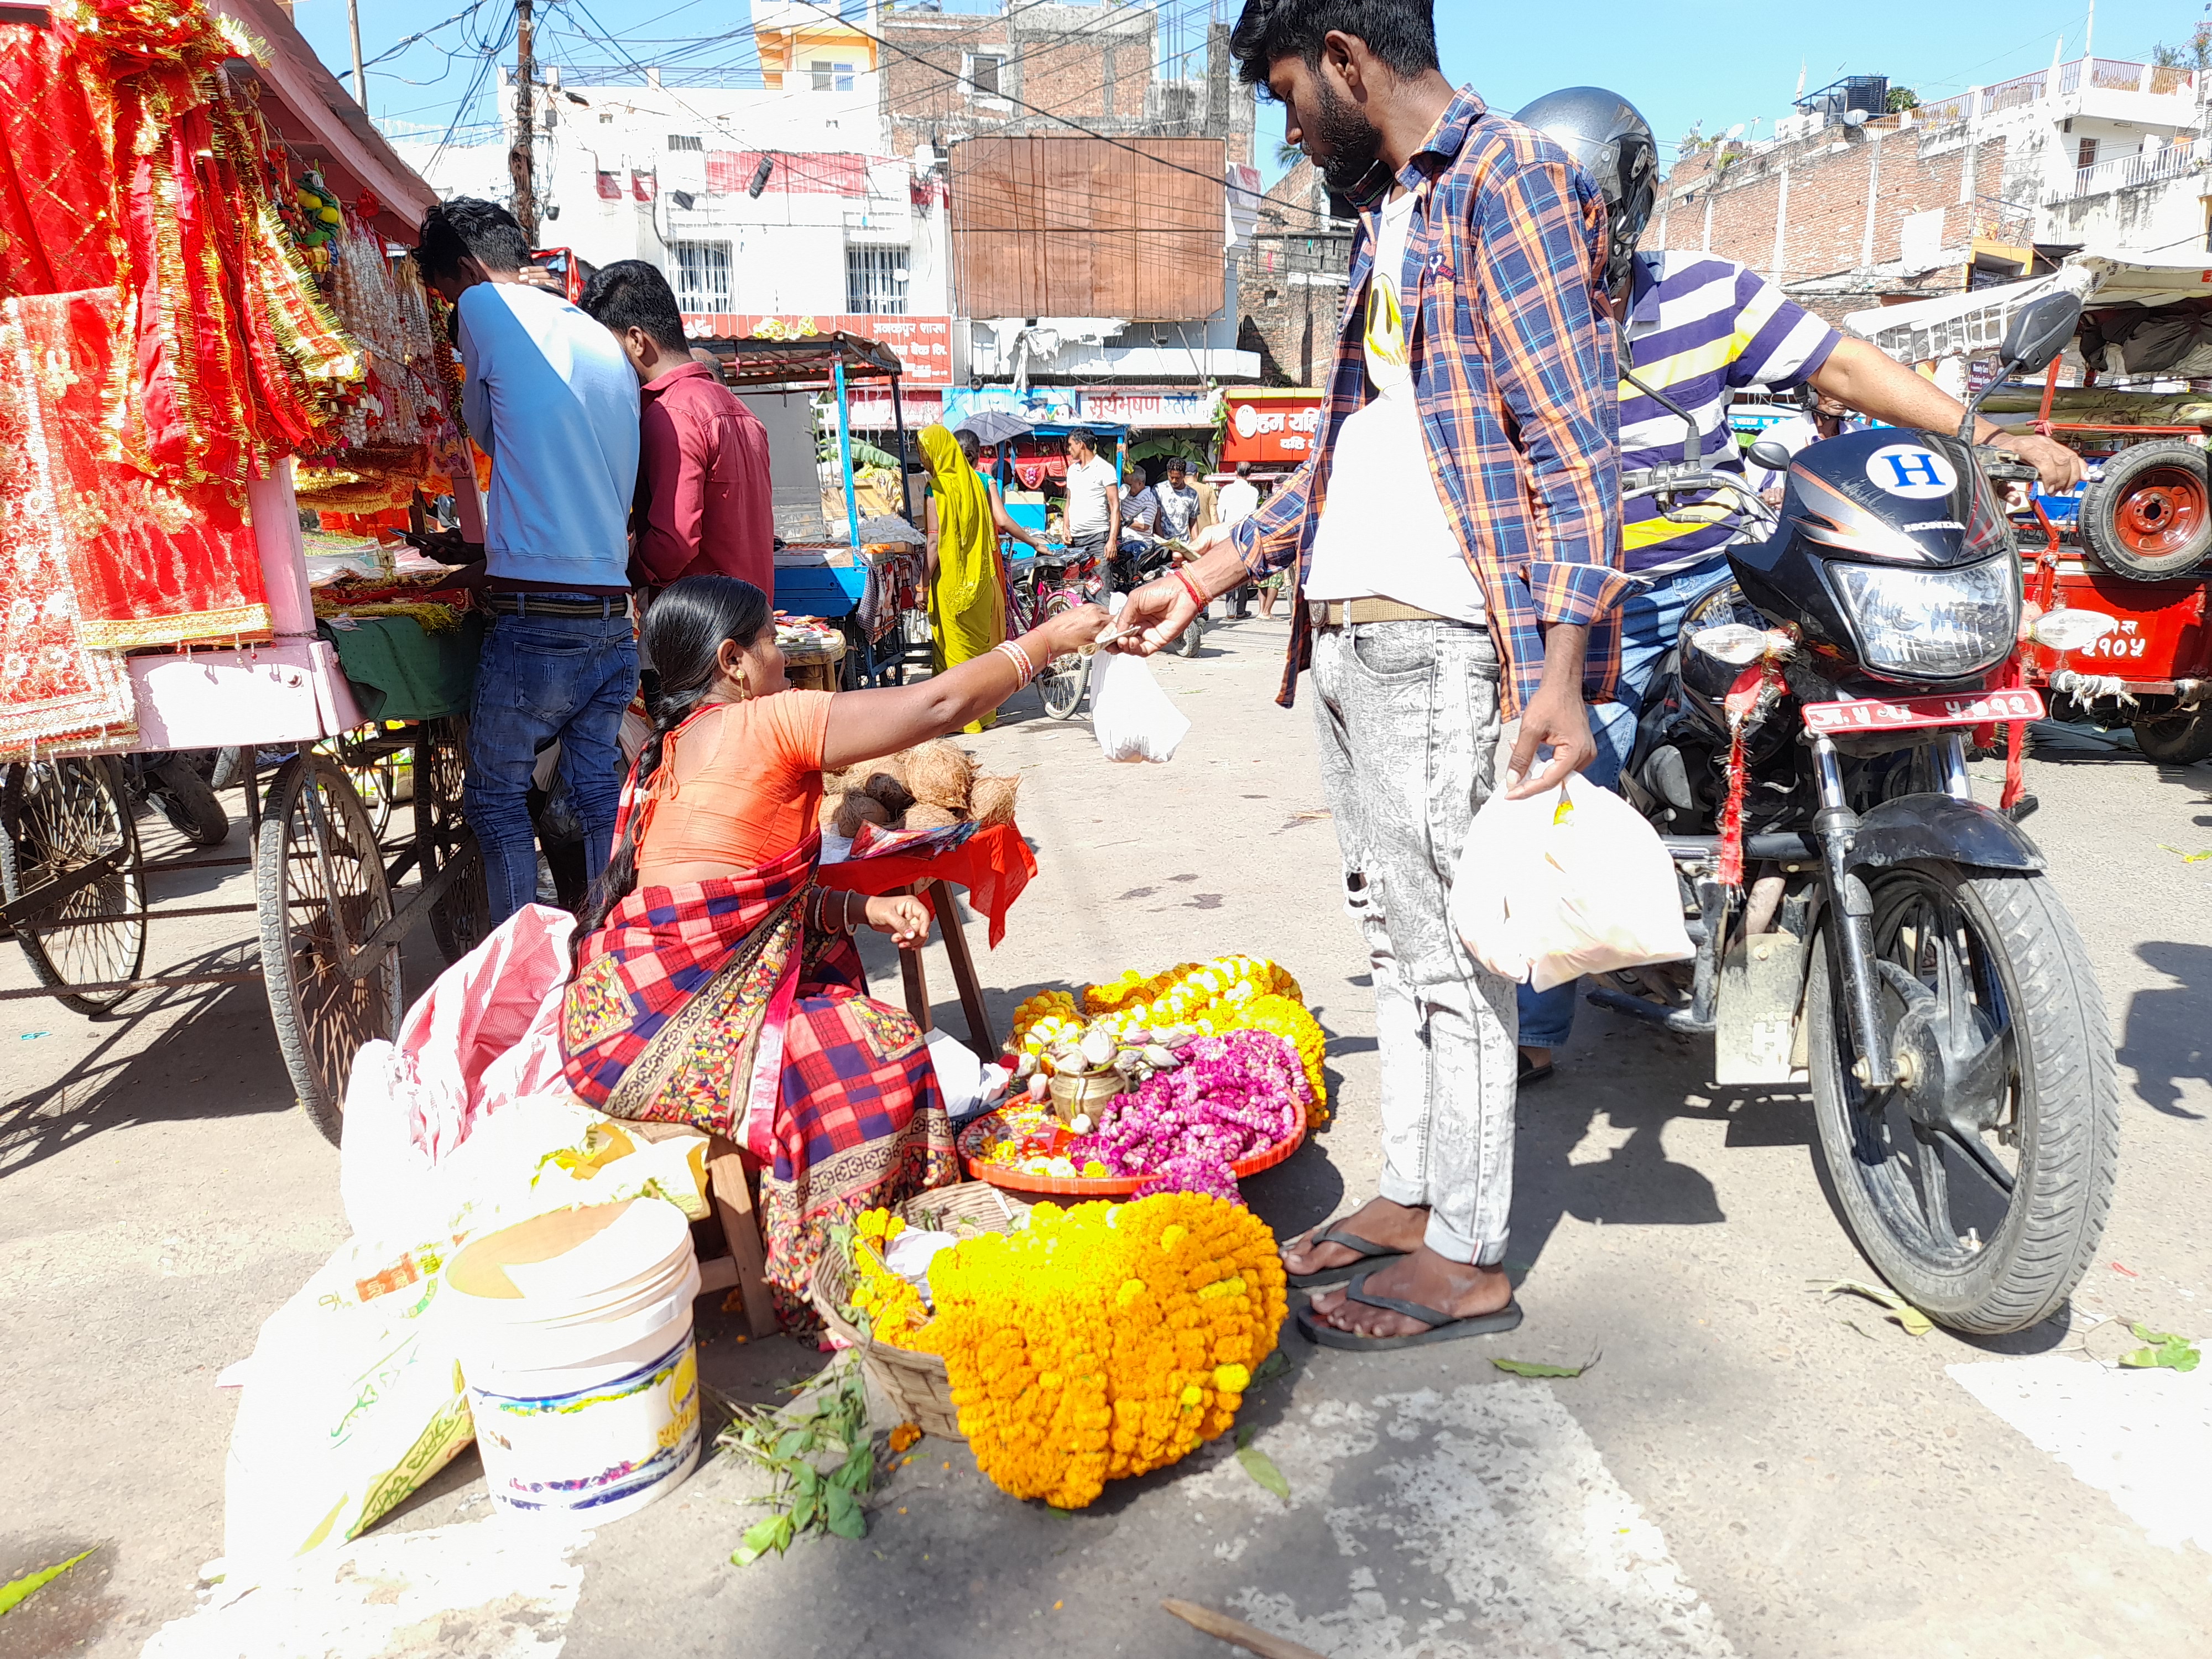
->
[680,312,955,385]
[1222,390,1324,466]
[1075,388,1220,427]
[939,385,1079,428]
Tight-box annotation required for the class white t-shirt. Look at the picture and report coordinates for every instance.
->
[1303,189,1485,624]
[1064,456,1119,537]
[1217,477,1260,526]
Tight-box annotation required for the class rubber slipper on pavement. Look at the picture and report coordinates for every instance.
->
[1296,1269,1525,1351]
[1282,1224,1409,1290]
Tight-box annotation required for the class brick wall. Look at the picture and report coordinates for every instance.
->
[1234,158,1354,386]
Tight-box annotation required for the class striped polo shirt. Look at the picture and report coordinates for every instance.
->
[1619,251,1841,575]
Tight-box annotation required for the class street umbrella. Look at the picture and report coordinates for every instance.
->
[952,409,1034,447]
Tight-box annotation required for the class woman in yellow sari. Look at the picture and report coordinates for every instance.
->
[920,423,1006,732]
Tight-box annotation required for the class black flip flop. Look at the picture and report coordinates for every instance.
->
[1282,1224,1409,1290]
[1296,1269,1525,1351]
[1518,1055,1554,1087]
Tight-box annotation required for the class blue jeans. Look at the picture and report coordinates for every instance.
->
[1516,556,1731,1051]
[465,603,638,926]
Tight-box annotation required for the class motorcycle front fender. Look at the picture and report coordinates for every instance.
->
[1848,792,2046,874]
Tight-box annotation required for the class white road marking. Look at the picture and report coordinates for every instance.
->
[1949,1354,2212,1553]
[1182,1382,1736,1657]
[139,1519,589,1659]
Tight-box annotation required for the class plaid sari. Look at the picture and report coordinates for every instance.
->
[561,834,957,1328]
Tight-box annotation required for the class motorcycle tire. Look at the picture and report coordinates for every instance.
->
[2132,705,2212,764]
[149,757,231,847]
[1175,612,1205,658]
[1807,861,2116,1334]
[2078,438,2212,581]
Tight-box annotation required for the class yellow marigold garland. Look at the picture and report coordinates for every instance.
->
[911,1193,1285,1510]
[846,1211,932,1347]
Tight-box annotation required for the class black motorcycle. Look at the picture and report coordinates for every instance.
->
[1127,536,1206,658]
[1604,291,2115,1335]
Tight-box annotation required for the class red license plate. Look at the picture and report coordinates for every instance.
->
[1802,688,2045,733]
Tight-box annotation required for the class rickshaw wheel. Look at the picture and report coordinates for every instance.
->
[0,757,147,1016]
[2080,439,2212,580]
[258,753,399,1144]
[414,717,488,965]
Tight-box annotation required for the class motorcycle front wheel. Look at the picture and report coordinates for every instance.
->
[1807,860,2117,1334]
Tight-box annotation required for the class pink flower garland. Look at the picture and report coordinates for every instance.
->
[1068,1029,1310,1205]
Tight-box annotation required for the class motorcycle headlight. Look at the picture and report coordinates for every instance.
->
[1829,556,2019,680]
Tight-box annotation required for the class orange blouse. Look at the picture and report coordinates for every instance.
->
[634,690,835,877]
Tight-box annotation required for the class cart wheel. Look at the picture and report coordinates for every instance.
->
[2133,705,2212,764]
[258,753,399,1144]
[1037,592,1089,720]
[2080,439,2212,580]
[0,757,147,1016]
[414,717,489,966]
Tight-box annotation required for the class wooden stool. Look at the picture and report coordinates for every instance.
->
[897,878,996,1055]
[629,1121,778,1339]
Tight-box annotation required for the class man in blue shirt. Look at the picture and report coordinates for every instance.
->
[415,198,641,925]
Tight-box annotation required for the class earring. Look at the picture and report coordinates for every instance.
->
[735,674,751,701]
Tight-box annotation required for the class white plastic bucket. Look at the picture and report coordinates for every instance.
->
[447,1198,703,1524]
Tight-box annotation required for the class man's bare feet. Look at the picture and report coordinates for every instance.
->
[1520,1045,1552,1071]
[1279,1196,1428,1280]
[1305,1246,1513,1340]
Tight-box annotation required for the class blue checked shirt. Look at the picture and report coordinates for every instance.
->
[1233,87,1630,717]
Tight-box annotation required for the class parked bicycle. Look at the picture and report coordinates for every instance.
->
[1005,542,1107,720]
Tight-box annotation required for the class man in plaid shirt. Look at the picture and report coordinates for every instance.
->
[1118,0,1628,1349]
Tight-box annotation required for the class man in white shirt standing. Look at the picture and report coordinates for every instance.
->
[415,197,641,926]
[1215,461,1261,528]
[1061,427,1121,583]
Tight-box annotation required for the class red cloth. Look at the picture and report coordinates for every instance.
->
[0,22,122,301]
[633,361,776,593]
[815,823,1036,948]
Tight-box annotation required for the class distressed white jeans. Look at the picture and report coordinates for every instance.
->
[1310,620,1520,1266]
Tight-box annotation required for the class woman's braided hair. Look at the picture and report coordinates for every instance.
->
[570,575,772,971]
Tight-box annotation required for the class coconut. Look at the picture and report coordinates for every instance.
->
[904,740,978,811]
[858,769,914,817]
[969,773,1020,828]
[902,802,963,832]
[833,793,891,838]
[817,791,845,831]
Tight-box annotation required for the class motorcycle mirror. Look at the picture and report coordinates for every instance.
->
[1999,291,2083,378]
[1747,436,1794,473]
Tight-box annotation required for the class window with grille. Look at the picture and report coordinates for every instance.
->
[669,241,732,314]
[969,54,1004,98]
[846,245,909,315]
[667,133,704,152]
[811,60,855,92]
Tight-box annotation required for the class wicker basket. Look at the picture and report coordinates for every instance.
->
[808,1182,1027,1442]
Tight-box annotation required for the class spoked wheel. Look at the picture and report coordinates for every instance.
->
[0,758,147,1015]
[414,716,488,966]
[1037,592,1088,721]
[1808,860,2117,1334]
[258,753,399,1143]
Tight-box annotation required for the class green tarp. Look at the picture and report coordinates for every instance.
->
[317,613,483,723]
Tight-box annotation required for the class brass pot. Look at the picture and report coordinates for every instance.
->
[1047,1066,1124,1125]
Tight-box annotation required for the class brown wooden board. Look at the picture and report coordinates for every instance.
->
[952,137,1225,322]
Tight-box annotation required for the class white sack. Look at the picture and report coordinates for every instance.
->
[1088,593,1191,763]
[1448,772,1695,993]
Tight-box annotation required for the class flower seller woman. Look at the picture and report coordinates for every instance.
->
[559,575,1108,1325]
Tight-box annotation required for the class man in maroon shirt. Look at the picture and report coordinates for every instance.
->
[578,260,775,596]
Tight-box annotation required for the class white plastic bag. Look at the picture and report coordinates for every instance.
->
[1448,772,1695,992]
[1088,593,1191,763]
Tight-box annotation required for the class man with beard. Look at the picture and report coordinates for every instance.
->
[1114,1,1627,1349]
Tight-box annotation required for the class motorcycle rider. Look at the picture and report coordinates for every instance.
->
[1509,86,2088,1082]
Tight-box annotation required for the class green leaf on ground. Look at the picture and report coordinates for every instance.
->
[1237,1443,1291,1502]
[732,1515,792,1568]
[1493,1355,1593,1379]
[1815,1279,1932,1336]
[0,1550,94,1616]
[1249,1350,1291,1387]
[2119,1323,2201,1373]
[823,1485,867,1540]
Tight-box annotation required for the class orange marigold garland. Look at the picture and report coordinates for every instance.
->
[910,1192,1285,1510]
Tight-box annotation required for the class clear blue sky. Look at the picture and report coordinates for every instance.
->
[292,1,2205,175]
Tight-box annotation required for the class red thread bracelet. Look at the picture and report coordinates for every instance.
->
[1173,568,1207,611]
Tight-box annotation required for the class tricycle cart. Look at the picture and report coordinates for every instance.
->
[0,1,487,1140]
[691,330,931,687]
[1850,255,2212,761]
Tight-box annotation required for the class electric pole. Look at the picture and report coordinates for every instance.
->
[511,0,538,242]
[346,0,366,108]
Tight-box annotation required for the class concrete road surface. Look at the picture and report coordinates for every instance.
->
[4,614,2209,1658]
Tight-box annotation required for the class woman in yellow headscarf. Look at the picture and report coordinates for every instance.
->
[920,424,1007,732]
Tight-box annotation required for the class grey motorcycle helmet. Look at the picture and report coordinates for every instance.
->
[1514,86,1658,294]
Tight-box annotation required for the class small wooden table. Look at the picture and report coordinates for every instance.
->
[784,635,846,692]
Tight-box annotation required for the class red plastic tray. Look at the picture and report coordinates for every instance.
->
[957,1112,1306,1198]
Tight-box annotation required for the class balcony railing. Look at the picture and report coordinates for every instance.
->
[1916,56,2196,127]
[2047,137,2211,204]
